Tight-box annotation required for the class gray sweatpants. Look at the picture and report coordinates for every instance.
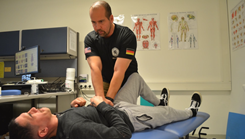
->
[114,73,193,132]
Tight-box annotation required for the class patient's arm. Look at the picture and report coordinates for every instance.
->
[90,96,104,107]
[70,97,86,107]
[70,102,132,139]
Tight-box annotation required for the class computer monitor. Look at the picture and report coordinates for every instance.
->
[15,45,40,78]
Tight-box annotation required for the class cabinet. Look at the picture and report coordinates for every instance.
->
[0,27,78,78]
[22,27,78,58]
[0,31,20,57]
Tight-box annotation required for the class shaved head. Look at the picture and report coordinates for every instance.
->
[90,1,112,19]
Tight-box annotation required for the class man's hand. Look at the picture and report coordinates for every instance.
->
[104,98,114,106]
[90,96,104,107]
[71,97,86,107]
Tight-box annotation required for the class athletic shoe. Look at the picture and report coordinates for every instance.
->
[159,88,170,106]
[188,92,202,117]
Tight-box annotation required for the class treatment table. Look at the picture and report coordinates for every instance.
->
[131,112,210,139]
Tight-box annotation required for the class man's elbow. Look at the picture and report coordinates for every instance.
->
[90,65,102,73]
[113,66,127,74]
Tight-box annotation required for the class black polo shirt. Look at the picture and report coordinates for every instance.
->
[84,24,138,86]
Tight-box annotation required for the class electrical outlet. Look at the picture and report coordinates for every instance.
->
[79,82,93,90]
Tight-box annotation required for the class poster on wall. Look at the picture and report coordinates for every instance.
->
[230,0,245,51]
[114,14,125,25]
[168,11,198,49]
[131,13,160,50]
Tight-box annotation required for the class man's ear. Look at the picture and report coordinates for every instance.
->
[38,127,48,138]
[110,14,114,23]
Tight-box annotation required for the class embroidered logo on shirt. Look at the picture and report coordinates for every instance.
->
[112,47,119,57]
[84,47,91,54]
[126,48,135,56]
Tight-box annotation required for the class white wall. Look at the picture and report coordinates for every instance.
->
[228,0,245,115]
[0,0,231,135]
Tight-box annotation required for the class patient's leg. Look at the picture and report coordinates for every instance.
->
[114,72,160,106]
[117,101,192,132]
[117,92,202,132]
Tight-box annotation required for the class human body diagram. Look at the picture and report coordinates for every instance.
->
[131,14,160,50]
[188,34,197,48]
[168,12,198,49]
[178,17,189,42]
[147,18,159,41]
[133,18,144,41]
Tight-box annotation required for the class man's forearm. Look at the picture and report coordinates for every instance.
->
[106,71,125,99]
[91,68,105,97]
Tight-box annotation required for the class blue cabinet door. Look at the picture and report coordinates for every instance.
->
[0,31,19,56]
[22,27,68,54]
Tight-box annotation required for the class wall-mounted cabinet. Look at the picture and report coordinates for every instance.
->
[0,31,20,59]
[0,27,78,61]
[0,27,79,78]
[22,27,78,59]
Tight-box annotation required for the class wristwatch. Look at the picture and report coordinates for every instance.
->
[105,96,114,102]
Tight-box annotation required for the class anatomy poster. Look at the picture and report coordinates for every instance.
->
[131,13,160,50]
[114,14,125,25]
[168,11,198,49]
[230,0,245,51]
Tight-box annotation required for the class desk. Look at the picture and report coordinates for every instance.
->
[0,92,76,112]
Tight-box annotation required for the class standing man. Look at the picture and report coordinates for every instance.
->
[84,1,141,106]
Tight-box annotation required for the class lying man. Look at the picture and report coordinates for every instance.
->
[8,73,202,139]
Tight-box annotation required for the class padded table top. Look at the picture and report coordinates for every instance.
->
[131,129,179,139]
[155,111,210,137]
